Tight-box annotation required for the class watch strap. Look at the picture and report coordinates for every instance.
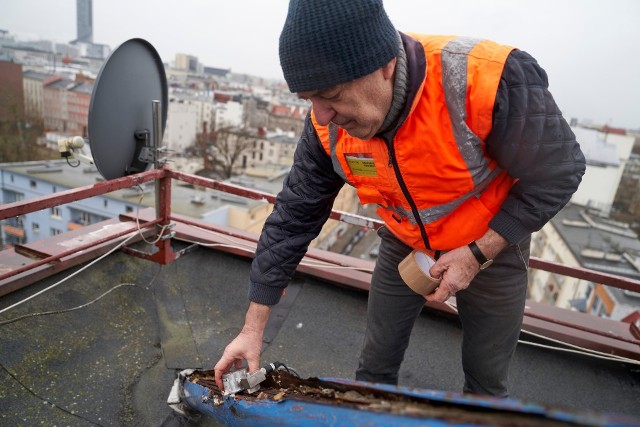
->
[468,241,489,266]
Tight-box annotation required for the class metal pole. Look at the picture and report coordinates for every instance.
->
[150,99,176,263]
[152,100,162,221]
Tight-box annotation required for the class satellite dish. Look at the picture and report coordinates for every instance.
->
[88,38,168,180]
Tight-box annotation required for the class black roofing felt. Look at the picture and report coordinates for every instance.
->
[0,245,639,426]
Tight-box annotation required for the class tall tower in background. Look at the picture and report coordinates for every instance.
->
[76,0,93,43]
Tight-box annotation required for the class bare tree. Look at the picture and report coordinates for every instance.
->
[0,112,52,162]
[196,126,257,179]
[0,75,55,161]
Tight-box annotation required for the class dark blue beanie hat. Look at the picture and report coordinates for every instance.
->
[279,0,399,93]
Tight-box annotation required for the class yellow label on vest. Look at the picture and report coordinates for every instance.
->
[345,154,378,177]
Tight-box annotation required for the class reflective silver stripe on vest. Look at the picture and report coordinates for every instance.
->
[379,37,503,225]
[328,122,354,186]
[441,37,496,188]
[381,167,503,225]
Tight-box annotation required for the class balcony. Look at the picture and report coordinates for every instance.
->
[0,167,639,425]
[2,224,25,238]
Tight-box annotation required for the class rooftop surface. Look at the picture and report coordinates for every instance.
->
[1,230,639,426]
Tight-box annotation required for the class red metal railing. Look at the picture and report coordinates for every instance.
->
[1,167,639,360]
[3,167,638,290]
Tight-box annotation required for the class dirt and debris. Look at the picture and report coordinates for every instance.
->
[187,370,577,426]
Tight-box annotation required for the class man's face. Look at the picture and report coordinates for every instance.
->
[297,58,396,140]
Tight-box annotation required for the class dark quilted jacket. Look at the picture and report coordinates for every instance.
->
[248,39,585,306]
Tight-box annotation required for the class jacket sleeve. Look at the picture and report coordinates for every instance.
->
[248,116,345,305]
[486,49,586,244]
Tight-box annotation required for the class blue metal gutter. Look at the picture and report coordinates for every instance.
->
[172,370,639,427]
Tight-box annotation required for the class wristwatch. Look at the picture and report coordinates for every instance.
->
[468,241,493,270]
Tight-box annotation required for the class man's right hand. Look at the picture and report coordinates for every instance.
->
[213,302,272,390]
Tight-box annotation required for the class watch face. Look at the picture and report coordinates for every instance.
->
[480,259,493,270]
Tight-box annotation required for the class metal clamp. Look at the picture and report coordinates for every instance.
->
[222,368,267,395]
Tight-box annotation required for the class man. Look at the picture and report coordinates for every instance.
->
[214,0,585,397]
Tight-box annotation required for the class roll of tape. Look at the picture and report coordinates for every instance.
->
[398,250,441,296]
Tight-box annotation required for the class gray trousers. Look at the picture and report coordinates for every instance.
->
[355,226,530,397]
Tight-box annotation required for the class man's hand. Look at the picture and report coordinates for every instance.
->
[426,230,508,303]
[214,302,271,390]
[426,245,478,303]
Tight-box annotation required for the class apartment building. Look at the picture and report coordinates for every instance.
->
[214,100,244,130]
[43,77,72,132]
[0,60,24,121]
[174,53,199,73]
[529,203,640,320]
[67,81,92,136]
[571,126,635,209]
[613,151,640,224]
[258,131,298,167]
[164,99,199,152]
[267,103,307,135]
[22,70,53,118]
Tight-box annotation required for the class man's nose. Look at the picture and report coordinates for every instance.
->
[311,100,336,126]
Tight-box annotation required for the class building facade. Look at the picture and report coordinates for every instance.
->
[76,0,93,43]
[613,151,640,227]
[0,60,24,122]
[43,78,72,132]
[67,81,92,136]
[529,203,640,320]
[22,70,54,119]
[164,99,199,152]
[571,126,635,210]
[1,162,115,247]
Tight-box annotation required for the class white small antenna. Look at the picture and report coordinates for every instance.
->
[57,136,95,166]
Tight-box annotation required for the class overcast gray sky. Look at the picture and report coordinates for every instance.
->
[1,0,639,129]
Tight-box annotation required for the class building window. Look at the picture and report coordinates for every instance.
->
[6,235,25,246]
[79,211,91,225]
[14,192,24,202]
[125,206,134,213]
[590,296,604,317]
[32,222,40,233]
[104,200,108,208]
[51,228,62,236]
[50,207,62,219]
[30,180,37,188]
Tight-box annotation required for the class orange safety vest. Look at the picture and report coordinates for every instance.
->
[313,35,516,252]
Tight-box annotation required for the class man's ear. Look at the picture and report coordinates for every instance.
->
[382,57,397,80]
